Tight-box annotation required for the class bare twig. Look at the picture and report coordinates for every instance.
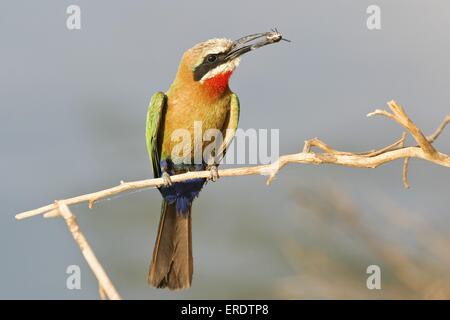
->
[368,100,439,158]
[427,115,450,143]
[14,100,450,299]
[98,283,107,300]
[402,158,410,189]
[56,202,121,300]
[16,100,450,220]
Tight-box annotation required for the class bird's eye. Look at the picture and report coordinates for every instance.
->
[207,54,217,63]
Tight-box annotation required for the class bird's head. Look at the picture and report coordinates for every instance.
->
[174,31,286,95]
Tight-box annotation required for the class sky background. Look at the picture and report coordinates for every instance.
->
[1,0,450,299]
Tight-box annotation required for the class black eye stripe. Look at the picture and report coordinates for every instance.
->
[207,54,217,62]
[193,53,227,81]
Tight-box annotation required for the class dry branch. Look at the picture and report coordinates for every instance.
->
[16,100,450,221]
[57,202,121,300]
[14,100,450,299]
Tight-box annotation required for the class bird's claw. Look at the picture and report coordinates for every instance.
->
[161,172,173,186]
[208,165,219,182]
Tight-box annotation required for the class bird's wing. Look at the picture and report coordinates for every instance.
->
[146,92,167,178]
[216,93,240,163]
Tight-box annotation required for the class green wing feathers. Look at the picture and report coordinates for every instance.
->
[229,93,240,132]
[217,93,240,162]
[146,92,167,179]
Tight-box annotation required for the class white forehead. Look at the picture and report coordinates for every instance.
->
[191,38,233,55]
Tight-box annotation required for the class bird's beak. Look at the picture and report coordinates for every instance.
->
[225,30,285,61]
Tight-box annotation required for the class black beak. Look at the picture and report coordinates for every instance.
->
[225,29,287,61]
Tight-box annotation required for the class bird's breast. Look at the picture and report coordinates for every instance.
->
[160,92,232,162]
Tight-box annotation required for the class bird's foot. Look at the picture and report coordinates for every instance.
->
[161,172,173,186]
[207,165,219,182]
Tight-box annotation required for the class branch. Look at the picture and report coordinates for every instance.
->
[15,100,450,221]
[57,202,121,300]
[368,101,439,158]
[13,100,450,299]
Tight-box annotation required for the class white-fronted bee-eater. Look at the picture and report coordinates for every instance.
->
[146,30,286,289]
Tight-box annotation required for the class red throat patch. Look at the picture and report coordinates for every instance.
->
[203,71,233,96]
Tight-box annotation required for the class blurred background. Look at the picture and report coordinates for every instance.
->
[1,0,450,299]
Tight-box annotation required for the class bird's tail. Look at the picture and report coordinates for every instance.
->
[148,200,193,290]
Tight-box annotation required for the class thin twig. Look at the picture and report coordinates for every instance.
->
[13,101,450,299]
[402,158,410,189]
[369,100,439,158]
[99,283,107,300]
[15,101,450,220]
[427,115,450,143]
[57,202,121,300]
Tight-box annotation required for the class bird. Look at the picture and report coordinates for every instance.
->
[146,30,285,290]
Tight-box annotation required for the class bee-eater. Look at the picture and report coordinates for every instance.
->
[146,31,284,289]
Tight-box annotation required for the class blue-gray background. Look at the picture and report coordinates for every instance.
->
[1,1,450,299]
